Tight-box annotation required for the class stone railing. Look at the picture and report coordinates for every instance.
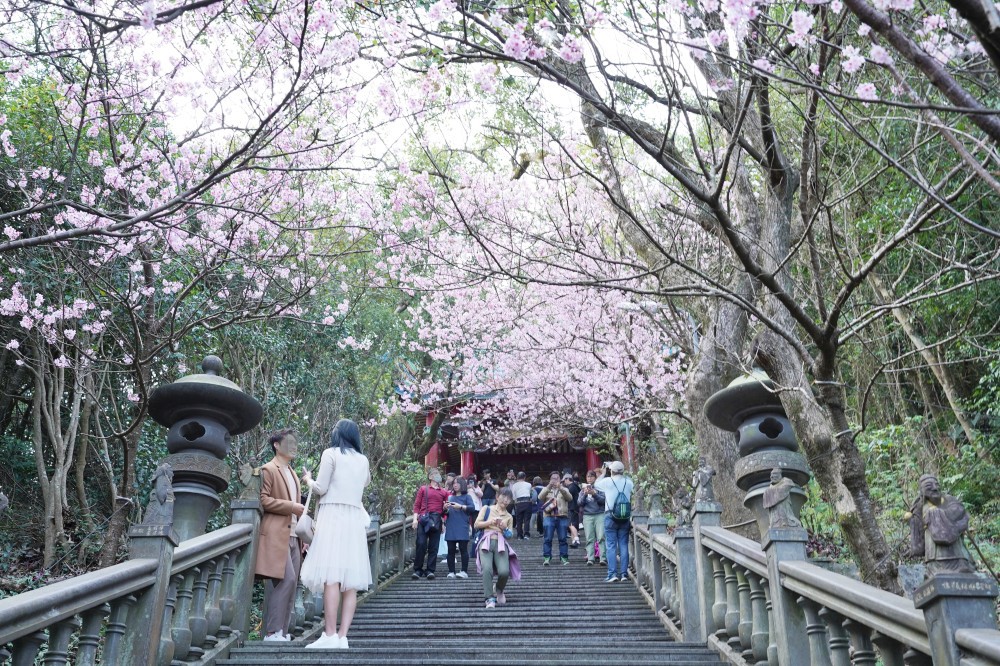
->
[0,497,417,666]
[630,497,1000,666]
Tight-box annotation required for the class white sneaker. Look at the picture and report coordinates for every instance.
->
[456,571,468,579]
[339,636,350,650]
[447,572,456,578]
[305,633,340,649]
[263,632,289,642]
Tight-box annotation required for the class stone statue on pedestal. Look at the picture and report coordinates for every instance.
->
[906,474,975,575]
[763,468,801,529]
[673,489,692,527]
[692,456,716,502]
[142,462,175,526]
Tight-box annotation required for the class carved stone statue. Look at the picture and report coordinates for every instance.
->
[907,474,975,575]
[763,468,801,529]
[692,456,716,502]
[672,489,692,527]
[142,462,175,526]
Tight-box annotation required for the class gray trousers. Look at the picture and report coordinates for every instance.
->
[263,536,301,635]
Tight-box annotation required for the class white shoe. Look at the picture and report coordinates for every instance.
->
[263,632,289,642]
[339,636,349,650]
[447,572,456,578]
[456,571,468,579]
[305,633,340,649]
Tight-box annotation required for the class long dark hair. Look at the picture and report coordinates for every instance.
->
[329,419,363,454]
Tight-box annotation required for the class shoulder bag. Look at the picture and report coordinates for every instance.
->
[294,483,316,544]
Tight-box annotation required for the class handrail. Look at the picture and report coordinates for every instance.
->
[700,525,768,577]
[780,559,931,655]
[957,629,1000,662]
[171,523,254,573]
[0,558,158,645]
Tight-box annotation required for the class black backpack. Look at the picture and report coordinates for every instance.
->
[611,479,632,521]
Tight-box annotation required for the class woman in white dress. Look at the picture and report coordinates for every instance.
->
[299,419,372,650]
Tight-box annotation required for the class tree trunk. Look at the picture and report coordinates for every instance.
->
[871,275,979,456]
[685,297,755,527]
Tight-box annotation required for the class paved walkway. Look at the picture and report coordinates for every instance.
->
[221,541,725,665]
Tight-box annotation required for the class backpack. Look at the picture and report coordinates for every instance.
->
[611,479,632,522]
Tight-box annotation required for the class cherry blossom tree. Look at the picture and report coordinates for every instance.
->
[368,0,1000,589]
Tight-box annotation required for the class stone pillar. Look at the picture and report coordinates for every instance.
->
[121,484,180,666]
[692,499,723,638]
[914,574,1000,666]
[673,524,703,641]
[647,492,668,611]
[229,491,263,642]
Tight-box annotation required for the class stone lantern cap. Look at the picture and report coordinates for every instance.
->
[149,355,263,436]
[703,369,782,432]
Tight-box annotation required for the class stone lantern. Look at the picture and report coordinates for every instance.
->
[703,369,810,538]
[148,355,263,541]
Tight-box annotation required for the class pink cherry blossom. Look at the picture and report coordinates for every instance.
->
[855,82,878,100]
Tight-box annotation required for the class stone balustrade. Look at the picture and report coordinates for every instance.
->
[630,515,992,666]
[0,499,417,665]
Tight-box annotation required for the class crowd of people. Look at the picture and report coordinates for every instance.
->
[252,425,635,651]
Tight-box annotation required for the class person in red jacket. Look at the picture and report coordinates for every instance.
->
[411,467,450,579]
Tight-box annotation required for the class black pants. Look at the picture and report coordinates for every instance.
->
[414,527,442,574]
[447,540,469,573]
[514,502,533,537]
[535,511,543,536]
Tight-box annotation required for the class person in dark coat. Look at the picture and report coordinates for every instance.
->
[444,477,476,578]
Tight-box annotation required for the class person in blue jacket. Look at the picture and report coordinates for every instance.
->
[444,477,476,578]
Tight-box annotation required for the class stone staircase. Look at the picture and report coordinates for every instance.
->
[220,545,725,665]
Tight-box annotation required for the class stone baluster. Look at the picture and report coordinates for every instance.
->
[302,581,317,629]
[657,554,671,617]
[369,514,381,591]
[187,565,210,660]
[844,618,877,666]
[171,570,196,663]
[668,560,681,621]
[218,550,238,638]
[291,582,307,638]
[102,595,135,664]
[765,588,778,666]
[710,552,729,640]
[797,597,832,666]
[203,557,225,648]
[722,558,741,650]
[747,573,770,666]
[76,603,110,666]
[735,566,753,660]
[871,631,906,666]
[0,646,11,664]
[10,631,46,666]
[818,607,851,666]
[40,616,80,665]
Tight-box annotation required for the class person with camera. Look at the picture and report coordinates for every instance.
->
[562,472,582,548]
[480,469,499,506]
[537,471,573,565]
[578,469,607,566]
[595,460,634,582]
[474,487,520,609]
[531,476,545,537]
[444,477,476,578]
[411,467,450,580]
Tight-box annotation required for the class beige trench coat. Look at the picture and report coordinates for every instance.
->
[254,459,302,580]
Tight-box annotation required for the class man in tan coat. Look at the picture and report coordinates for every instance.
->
[254,429,305,641]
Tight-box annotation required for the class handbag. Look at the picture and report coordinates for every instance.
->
[294,484,315,545]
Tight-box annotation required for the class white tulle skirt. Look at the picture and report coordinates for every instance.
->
[299,502,373,593]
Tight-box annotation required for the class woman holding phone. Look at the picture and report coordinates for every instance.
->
[473,487,521,609]
[444,477,475,578]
